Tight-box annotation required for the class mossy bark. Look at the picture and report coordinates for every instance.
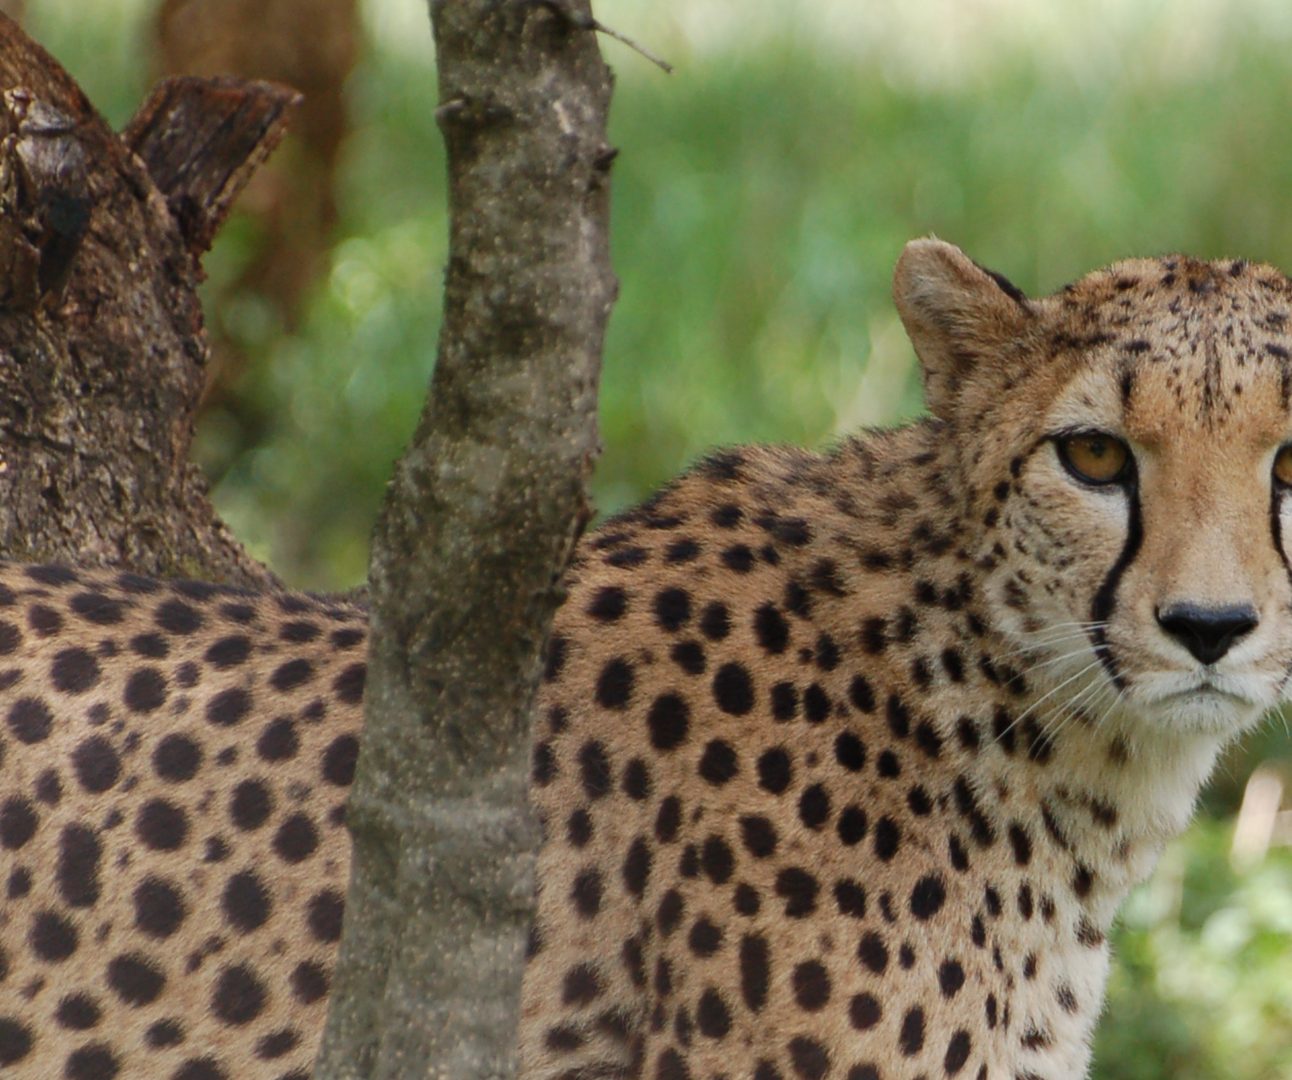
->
[313,1,615,1076]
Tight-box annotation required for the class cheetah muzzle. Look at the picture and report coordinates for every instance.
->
[2,239,1289,1079]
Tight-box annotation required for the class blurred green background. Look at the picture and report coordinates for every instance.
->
[22,0,1292,1075]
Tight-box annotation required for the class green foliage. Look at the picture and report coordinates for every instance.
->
[22,2,1292,1075]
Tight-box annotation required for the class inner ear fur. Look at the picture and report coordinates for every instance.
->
[893,238,1033,421]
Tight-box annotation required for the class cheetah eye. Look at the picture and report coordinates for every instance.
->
[1054,432,1132,487]
[1275,445,1292,488]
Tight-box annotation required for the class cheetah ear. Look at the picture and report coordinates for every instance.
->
[893,238,1032,421]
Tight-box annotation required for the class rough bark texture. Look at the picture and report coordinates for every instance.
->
[0,14,291,585]
[313,1,616,1076]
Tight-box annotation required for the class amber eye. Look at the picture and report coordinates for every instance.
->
[1275,445,1292,487]
[1055,432,1132,486]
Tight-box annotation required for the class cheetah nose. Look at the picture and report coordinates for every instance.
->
[1155,602,1259,665]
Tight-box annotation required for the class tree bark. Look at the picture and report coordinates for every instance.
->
[313,1,615,1076]
[0,14,294,585]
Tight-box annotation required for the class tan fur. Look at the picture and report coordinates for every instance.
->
[2,241,1291,1079]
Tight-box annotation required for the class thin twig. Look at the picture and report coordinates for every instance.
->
[532,0,674,73]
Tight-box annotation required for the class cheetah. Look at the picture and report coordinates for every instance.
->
[0,239,1289,1079]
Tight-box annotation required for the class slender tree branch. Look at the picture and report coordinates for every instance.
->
[314,0,615,1075]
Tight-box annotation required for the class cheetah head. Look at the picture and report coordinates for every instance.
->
[895,238,1292,741]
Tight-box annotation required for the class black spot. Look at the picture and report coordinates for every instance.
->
[712,662,754,715]
[561,963,601,1006]
[595,657,634,709]
[7,696,52,743]
[71,735,121,793]
[647,694,689,750]
[654,796,681,842]
[899,1006,926,1055]
[205,635,251,669]
[722,544,755,572]
[886,695,910,737]
[657,889,684,934]
[837,805,867,846]
[698,740,738,784]
[711,503,743,527]
[699,602,731,640]
[701,835,734,884]
[757,748,792,794]
[858,931,888,974]
[146,1023,184,1043]
[860,617,887,653]
[1009,823,1033,866]
[543,633,568,681]
[229,780,273,831]
[0,621,20,655]
[334,663,366,704]
[308,889,345,942]
[798,784,830,829]
[0,1019,33,1066]
[572,868,603,918]
[153,734,201,782]
[688,917,723,957]
[849,993,882,1031]
[664,538,701,564]
[739,815,778,858]
[273,813,319,863]
[848,675,875,712]
[56,824,101,907]
[156,599,203,635]
[696,987,731,1039]
[578,740,612,799]
[291,961,329,1003]
[944,1030,972,1074]
[753,603,790,653]
[28,603,63,636]
[873,816,900,861]
[911,874,946,920]
[136,799,188,851]
[834,731,865,771]
[776,867,819,917]
[133,876,186,939]
[623,837,652,895]
[670,640,706,675]
[253,718,296,764]
[622,758,651,800]
[789,1036,829,1080]
[801,683,828,723]
[322,734,359,786]
[739,933,770,1011]
[255,1029,300,1060]
[206,687,251,727]
[107,953,166,1005]
[212,964,267,1025]
[587,585,628,622]
[31,909,79,960]
[654,588,692,631]
[770,681,798,721]
[123,667,167,713]
[792,961,830,1011]
[55,993,101,1030]
[222,870,272,931]
[271,658,314,692]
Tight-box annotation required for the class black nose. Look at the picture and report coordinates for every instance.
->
[1155,603,1258,665]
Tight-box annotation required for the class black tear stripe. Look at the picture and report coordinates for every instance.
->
[1089,484,1143,690]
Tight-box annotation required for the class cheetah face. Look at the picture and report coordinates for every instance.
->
[895,239,1292,739]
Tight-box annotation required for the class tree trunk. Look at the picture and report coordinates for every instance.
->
[313,1,616,1076]
[0,14,295,585]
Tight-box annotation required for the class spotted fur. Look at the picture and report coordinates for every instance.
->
[3,240,1291,1079]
